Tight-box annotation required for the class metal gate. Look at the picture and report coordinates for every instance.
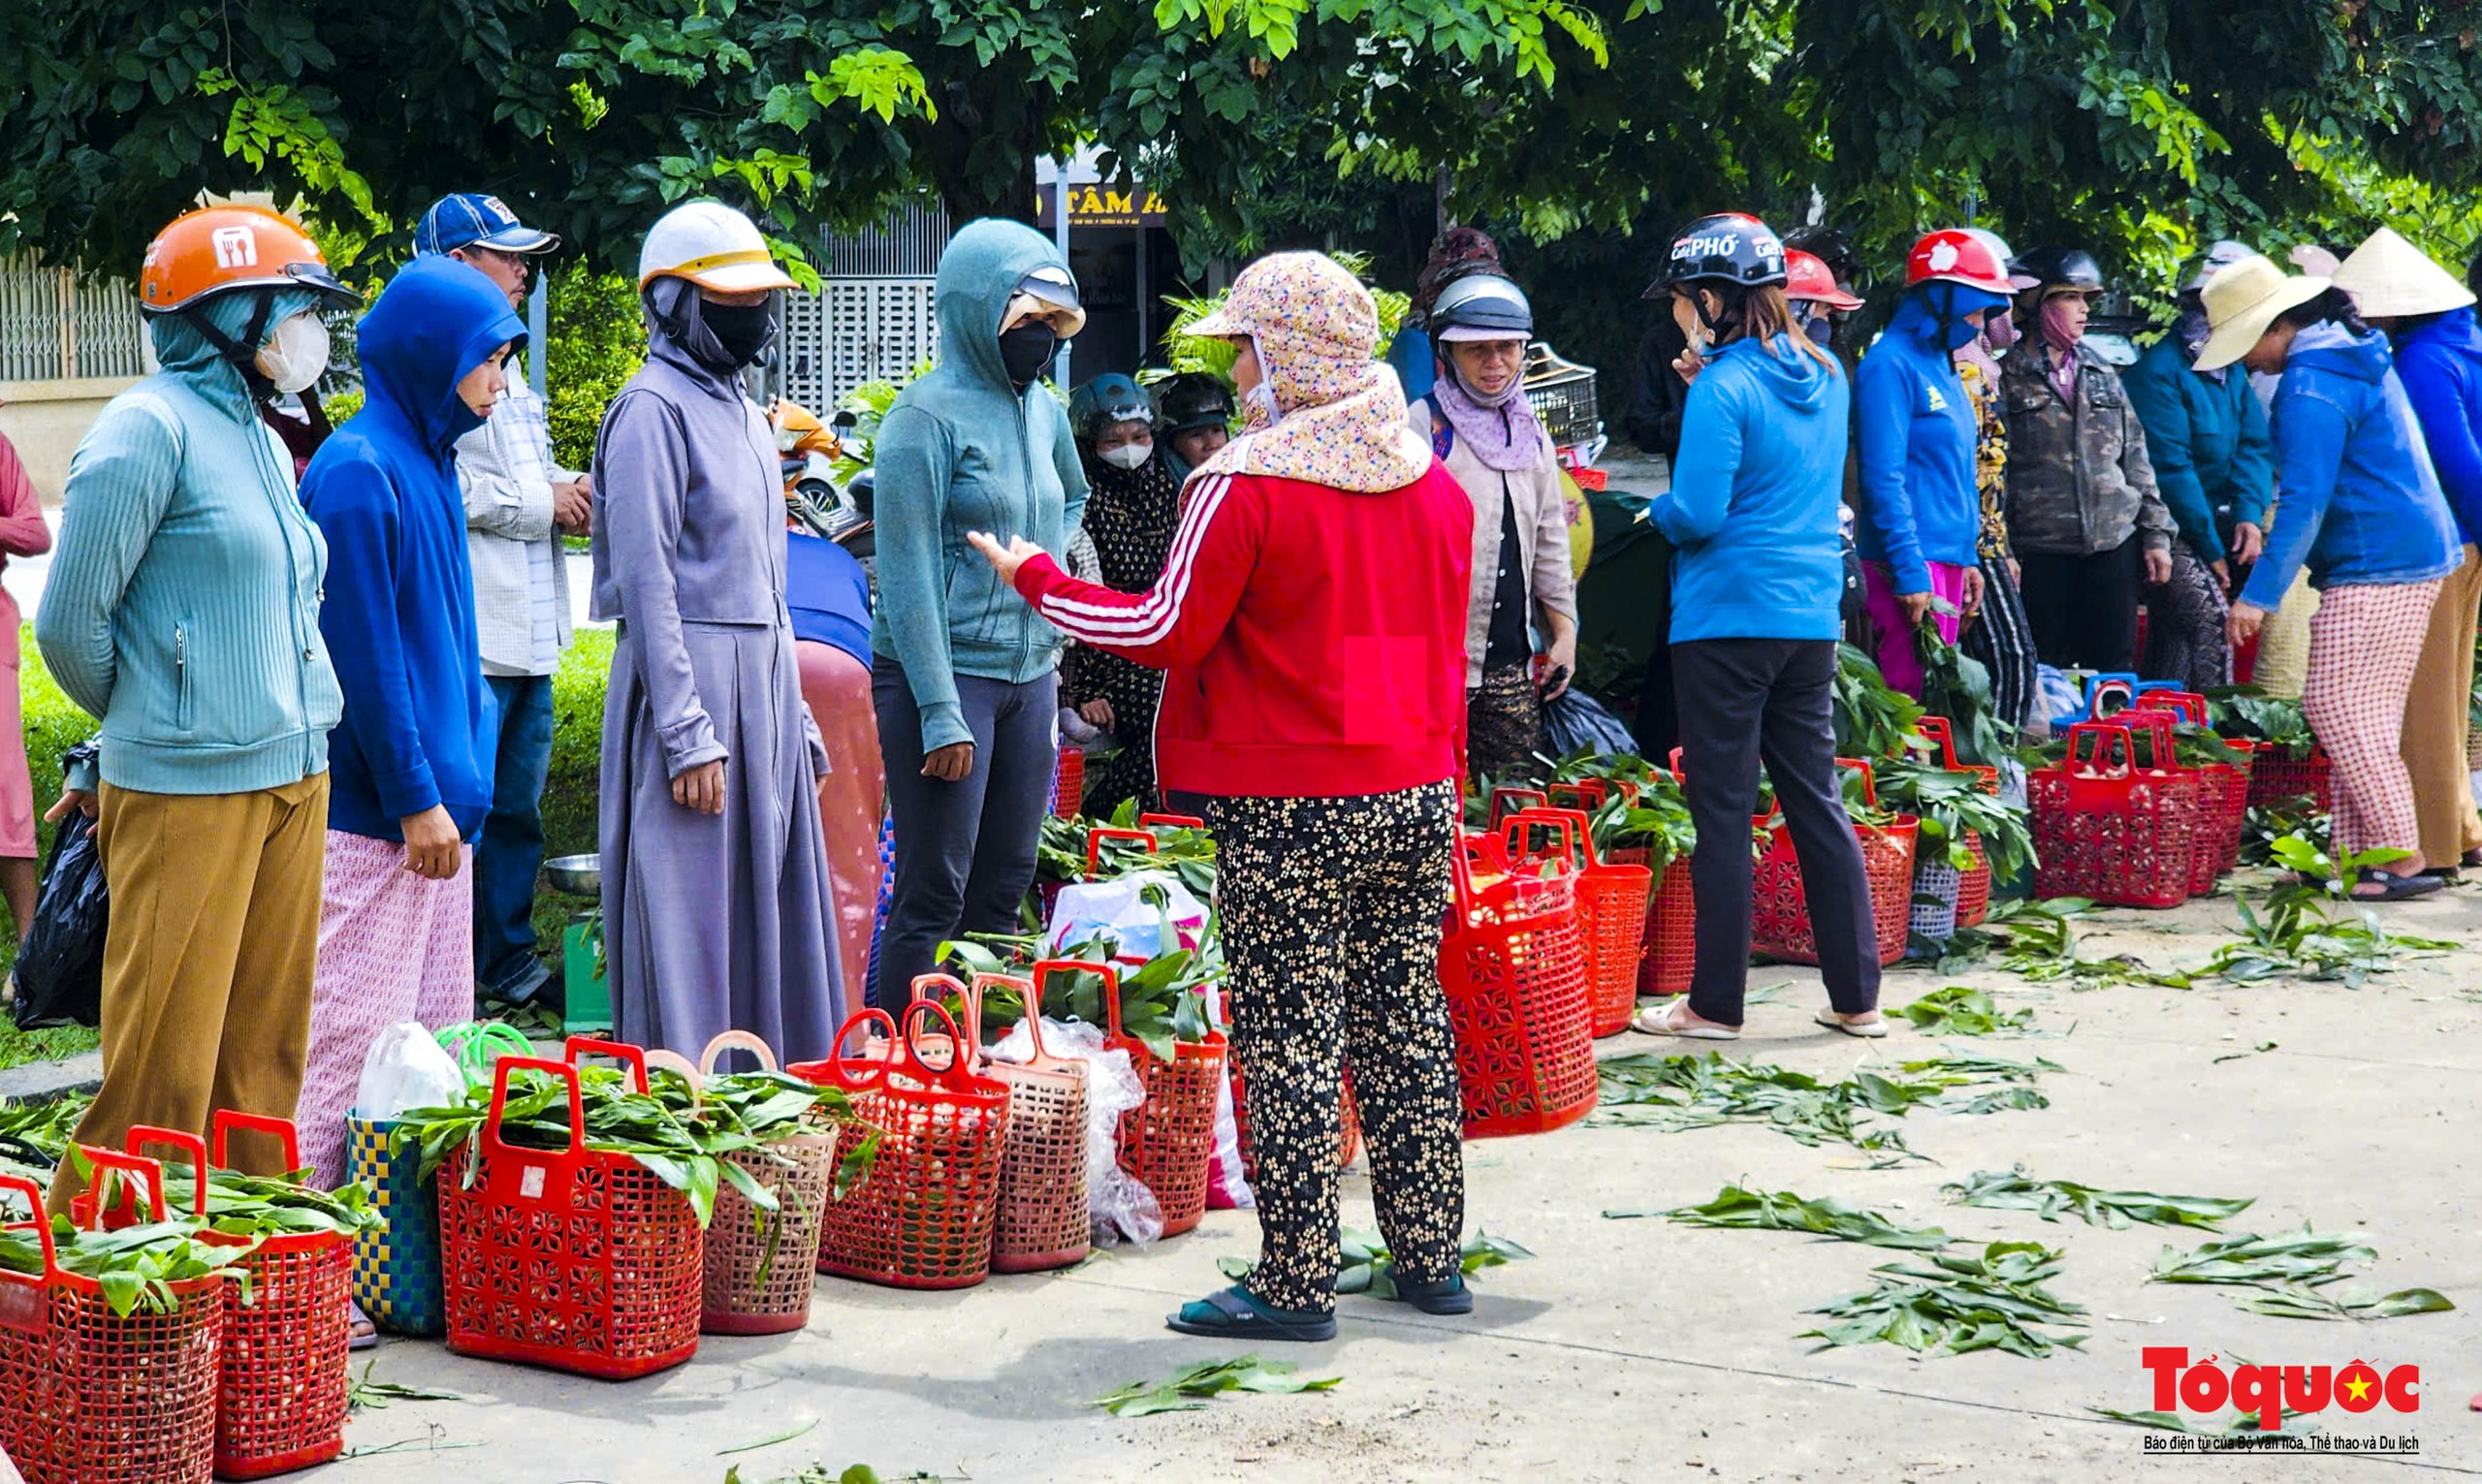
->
[0,258,146,383]
[775,276,939,411]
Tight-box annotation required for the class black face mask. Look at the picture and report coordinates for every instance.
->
[698,299,776,368]
[998,325,1059,389]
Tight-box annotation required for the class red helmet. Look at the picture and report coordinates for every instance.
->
[1785,250,1863,311]
[1904,230,2019,295]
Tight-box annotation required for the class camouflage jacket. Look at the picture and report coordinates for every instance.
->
[1999,341,2175,557]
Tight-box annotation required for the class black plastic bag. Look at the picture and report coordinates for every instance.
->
[15,803,108,1032]
[1543,688,1640,761]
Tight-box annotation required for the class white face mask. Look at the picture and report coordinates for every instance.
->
[254,312,331,395]
[1098,441,1153,470]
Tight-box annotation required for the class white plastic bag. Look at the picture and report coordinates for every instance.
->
[1046,869,1208,961]
[1198,976,1254,1211]
[993,1015,1162,1246]
[354,1022,463,1122]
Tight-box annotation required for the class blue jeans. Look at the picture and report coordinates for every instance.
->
[474,672,557,1003]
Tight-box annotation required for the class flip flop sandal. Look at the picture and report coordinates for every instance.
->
[348,1299,379,1351]
[1632,999,1738,1040]
[2353,869,2443,902]
[1815,1011,1890,1039]
[1381,1273,1474,1315]
[1166,1284,1336,1342]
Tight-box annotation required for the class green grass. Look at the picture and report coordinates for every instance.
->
[0,1021,99,1070]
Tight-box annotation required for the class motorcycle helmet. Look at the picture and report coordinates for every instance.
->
[1647,212,1788,297]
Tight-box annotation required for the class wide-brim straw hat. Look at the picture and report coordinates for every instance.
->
[2194,252,2329,372]
[2331,225,2477,320]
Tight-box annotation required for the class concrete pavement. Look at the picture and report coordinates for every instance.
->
[322,878,2482,1483]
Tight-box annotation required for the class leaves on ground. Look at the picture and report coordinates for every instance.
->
[1641,1183,1951,1249]
[1801,1241,2088,1359]
[2207,835,2457,987]
[1896,986,2037,1036]
[1943,1168,2253,1231]
[1592,1051,2055,1155]
[2149,1224,2457,1321]
[346,1357,464,1411]
[1095,1355,1341,1417]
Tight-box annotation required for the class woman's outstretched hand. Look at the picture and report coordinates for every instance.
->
[967,530,1044,587]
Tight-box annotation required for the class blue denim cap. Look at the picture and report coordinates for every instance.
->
[415,193,559,256]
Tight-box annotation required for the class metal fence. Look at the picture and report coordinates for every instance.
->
[771,203,954,410]
[0,258,146,383]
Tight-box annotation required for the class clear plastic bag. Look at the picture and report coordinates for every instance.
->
[991,1016,1163,1247]
[353,1022,465,1122]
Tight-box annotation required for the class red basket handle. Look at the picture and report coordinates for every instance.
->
[1545,779,1609,813]
[1031,957,1120,1042]
[482,1056,586,1164]
[1501,806,1596,871]
[908,972,980,1069]
[1665,747,1686,782]
[2113,710,2180,770]
[792,1009,899,1093]
[2131,689,2209,725]
[78,1147,172,1224]
[121,1126,208,1219]
[0,1174,57,1287]
[1085,827,1161,878]
[1833,757,1879,808]
[1135,812,1206,832]
[1912,717,1964,772]
[211,1110,302,1174]
[2062,720,2136,779]
[963,977,1052,1072]
[894,999,982,1088]
[1487,786,1549,828]
[562,1034,650,1092]
[697,1029,780,1078]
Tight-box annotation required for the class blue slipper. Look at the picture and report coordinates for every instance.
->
[1165,1284,1336,1342]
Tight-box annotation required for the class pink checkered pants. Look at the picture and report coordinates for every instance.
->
[293,831,474,1186]
[2305,580,2443,865]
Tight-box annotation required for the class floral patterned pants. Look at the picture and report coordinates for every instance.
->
[1205,781,1466,1313]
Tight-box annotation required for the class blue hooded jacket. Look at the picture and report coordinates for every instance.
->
[2389,306,2482,548]
[1855,289,1995,591]
[2121,332,2275,562]
[1648,333,1850,642]
[2237,324,2461,611]
[872,219,1090,752]
[302,256,525,840]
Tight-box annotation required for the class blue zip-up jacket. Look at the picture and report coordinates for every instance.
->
[2390,306,2482,548]
[1647,334,1850,642]
[38,291,342,796]
[1855,294,1984,592]
[2121,332,2274,562]
[302,256,524,840]
[2238,324,2461,611]
[872,218,1090,752]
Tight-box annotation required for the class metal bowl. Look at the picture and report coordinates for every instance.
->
[543,853,602,899]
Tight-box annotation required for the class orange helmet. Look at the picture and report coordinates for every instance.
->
[1785,249,1864,311]
[139,205,357,315]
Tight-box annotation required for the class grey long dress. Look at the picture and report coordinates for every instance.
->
[589,322,844,1063]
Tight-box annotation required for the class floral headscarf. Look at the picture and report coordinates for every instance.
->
[1183,252,1432,493]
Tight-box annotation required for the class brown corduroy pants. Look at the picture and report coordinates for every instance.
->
[48,773,329,1214]
[2401,546,2482,870]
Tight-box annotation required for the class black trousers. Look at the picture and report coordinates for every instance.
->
[1672,638,1880,1024]
[1206,783,1464,1314]
[2019,536,2143,675]
[873,655,1057,1010]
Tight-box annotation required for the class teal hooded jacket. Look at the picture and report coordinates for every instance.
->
[871,219,1088,752]
[38,291,343,796]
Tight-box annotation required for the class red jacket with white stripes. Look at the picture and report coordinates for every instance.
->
[1015,462,1473,798]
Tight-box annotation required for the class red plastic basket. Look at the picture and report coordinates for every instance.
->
[436,1047,704,1378]
[797,1005,1011,1289]
[1501,807,1651,1037]
[1955,832,1991,928]
[1440,832,1597,1139]
[120,1115,351,1481]
[951,972,1092,1276]
[2245,745,2332,814]
[1052,747,1085,817]
[0,1153,225,1484]
[1632,857,1697,995]
[1072,959,1226,1239]
[1752,759,1919,967]
[2029,716,2200,908]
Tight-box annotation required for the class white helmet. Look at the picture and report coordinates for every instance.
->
[637,201,797,293]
